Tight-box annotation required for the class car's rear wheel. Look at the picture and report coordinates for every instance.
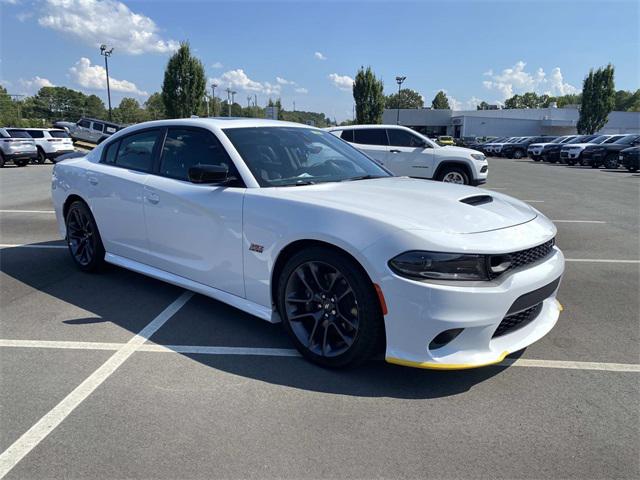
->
[513,149,524,159]
[437,166,469,185]
[36,148,47,164]
[604,153,619,169]
[65,200,105,272]
[277,247,384,368]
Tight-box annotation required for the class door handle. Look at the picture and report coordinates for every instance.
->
[146,193,160,205]
[390,149,401,153]
[88,176,98,185]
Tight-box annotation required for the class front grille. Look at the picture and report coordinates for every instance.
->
[493,302,543,338]
[489,238,555,279]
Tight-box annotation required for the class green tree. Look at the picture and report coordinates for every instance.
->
[113,97,145,124]
[0,86,20,125]
[577,64,615,134]
[477,101,490,110]
[431,90,450,109]
[144,92,166,120]
[84,95,107,118]
[504,94,524,109]
[521,92,540,108]
[352,66,384,124]
[161,42,206,118]
[385,88,424,109]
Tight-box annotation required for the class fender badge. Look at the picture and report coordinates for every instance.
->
[249,243,264,253]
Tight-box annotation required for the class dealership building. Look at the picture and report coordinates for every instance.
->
[382,107,640,138]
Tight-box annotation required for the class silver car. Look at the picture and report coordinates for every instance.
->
[0,127,37,167]
[71,118,121,145]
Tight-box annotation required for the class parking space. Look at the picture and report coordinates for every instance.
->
[1,160,638,479]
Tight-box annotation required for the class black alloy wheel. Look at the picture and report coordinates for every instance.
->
[604,153,619,169]
[36,148,47,164]
[278,247,384,368]
[65,201,105,272]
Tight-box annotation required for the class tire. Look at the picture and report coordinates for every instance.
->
[533,158,541,162]
[36,148,47,164]
[628,167,638,173]
[277,246,384,368]
[14,158,29,167]
[566,159,576,166]
[65,200,105,272]
[436,166,470,185]
[513,149,524,159]
[0,152,5,168]
[604,153,619,170]
[590,162,599,169]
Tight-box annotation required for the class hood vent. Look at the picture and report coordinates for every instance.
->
[460,195,494,206]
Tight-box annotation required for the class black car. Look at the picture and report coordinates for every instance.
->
[500,136,554,159]
[583,135,640,169]
[619,146,639,172]
[541,135,585,163]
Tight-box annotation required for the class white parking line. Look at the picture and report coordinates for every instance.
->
[0,210,55,214]
[522,200,545,203]
[0,339,638,373]
[552,220,607,224]
[0,244,66,249]
[565,258,640,264]
[0,291,193,479]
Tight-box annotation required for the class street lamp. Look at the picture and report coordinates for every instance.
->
[100,44,114,121]
[225,88,232,116]
[395,75,406,125]
[231,90,237,111]
[211,83,217,116]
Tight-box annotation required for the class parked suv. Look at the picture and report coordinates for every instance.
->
[541,135,584,163]
[328,125,488,185]
[528,135,574,161]
[18,128,75,163]
[583,134,640,169]
[619,146,639,172]
[559,134,621,165]
[0,128,37,167]
[501,136,553,159]
[71,118,121,145]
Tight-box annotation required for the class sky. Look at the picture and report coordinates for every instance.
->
[1,0,638,121]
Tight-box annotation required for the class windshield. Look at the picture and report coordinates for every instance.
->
[590,135,610,145]
[224,127,391,187]
[551,136,568,143]
[613,135,639,145]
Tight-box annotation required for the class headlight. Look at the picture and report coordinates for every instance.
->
[470,153,485,161]
[388,251,494,281]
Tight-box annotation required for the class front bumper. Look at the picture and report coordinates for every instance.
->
[371,243,564,369]
[48,148,76,159]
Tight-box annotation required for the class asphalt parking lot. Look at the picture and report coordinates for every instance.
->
[1,158,638,479]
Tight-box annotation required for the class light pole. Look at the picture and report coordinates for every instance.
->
[100,44,114,121]
[231,90,237,113]
[211,83,217,116]
[225,88,232,116]
[395,75,406,125]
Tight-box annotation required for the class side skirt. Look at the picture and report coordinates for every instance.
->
[104,252,279,324]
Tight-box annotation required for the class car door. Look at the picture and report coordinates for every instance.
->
[90,122,104,143]
[87,128,162,264]
[385,128,435,177]
[75,119,92,142]
[351,128,389,163]
[142,127,245,297]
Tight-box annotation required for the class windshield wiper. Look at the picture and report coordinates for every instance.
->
[342,175,385,182]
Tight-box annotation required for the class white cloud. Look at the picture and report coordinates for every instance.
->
[211,62,223,69]
[483,61,578,99]
[19,76,54,94]
[211,69,281,96]
[314,51,327,60]
[295,87,308,94]
[69,57,147,96]
[276,76,295,85]
[38,0,178,55]
[328,73,353,91]
[16,11,32,22]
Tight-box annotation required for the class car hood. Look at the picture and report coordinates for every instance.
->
[438,145,479,156]
[269,177,537,234]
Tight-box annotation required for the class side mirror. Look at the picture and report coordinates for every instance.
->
[188,164,229,184]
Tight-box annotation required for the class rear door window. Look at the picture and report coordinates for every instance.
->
[91,122,104,132]
[27,130,45,138]
[353,129,388,146]
[115,130,161,172]
[78,120,91,128]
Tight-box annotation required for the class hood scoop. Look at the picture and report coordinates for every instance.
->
[460,194,494,206]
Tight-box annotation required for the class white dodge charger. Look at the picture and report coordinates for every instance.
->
[52,118,564,369]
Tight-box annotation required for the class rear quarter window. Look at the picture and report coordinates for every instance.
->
[49,130,70,138]
[340,130,354,142]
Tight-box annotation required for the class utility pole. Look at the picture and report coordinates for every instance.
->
[247,96,251,109]
[293,100,296,111]
[100,44,114,121]
[254,94,257,107]
[231,90,237,112]
[211,83,217,116]
[395,75,406,125]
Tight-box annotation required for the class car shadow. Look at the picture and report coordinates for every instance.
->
[1,242,515,399]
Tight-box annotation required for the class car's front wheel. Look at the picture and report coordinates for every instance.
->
[513,149,524,159]
[65,200,105,272]
[277,247,384,368]
[604,153,619,169]
[36,148,47,164]
[437,166,470,185]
